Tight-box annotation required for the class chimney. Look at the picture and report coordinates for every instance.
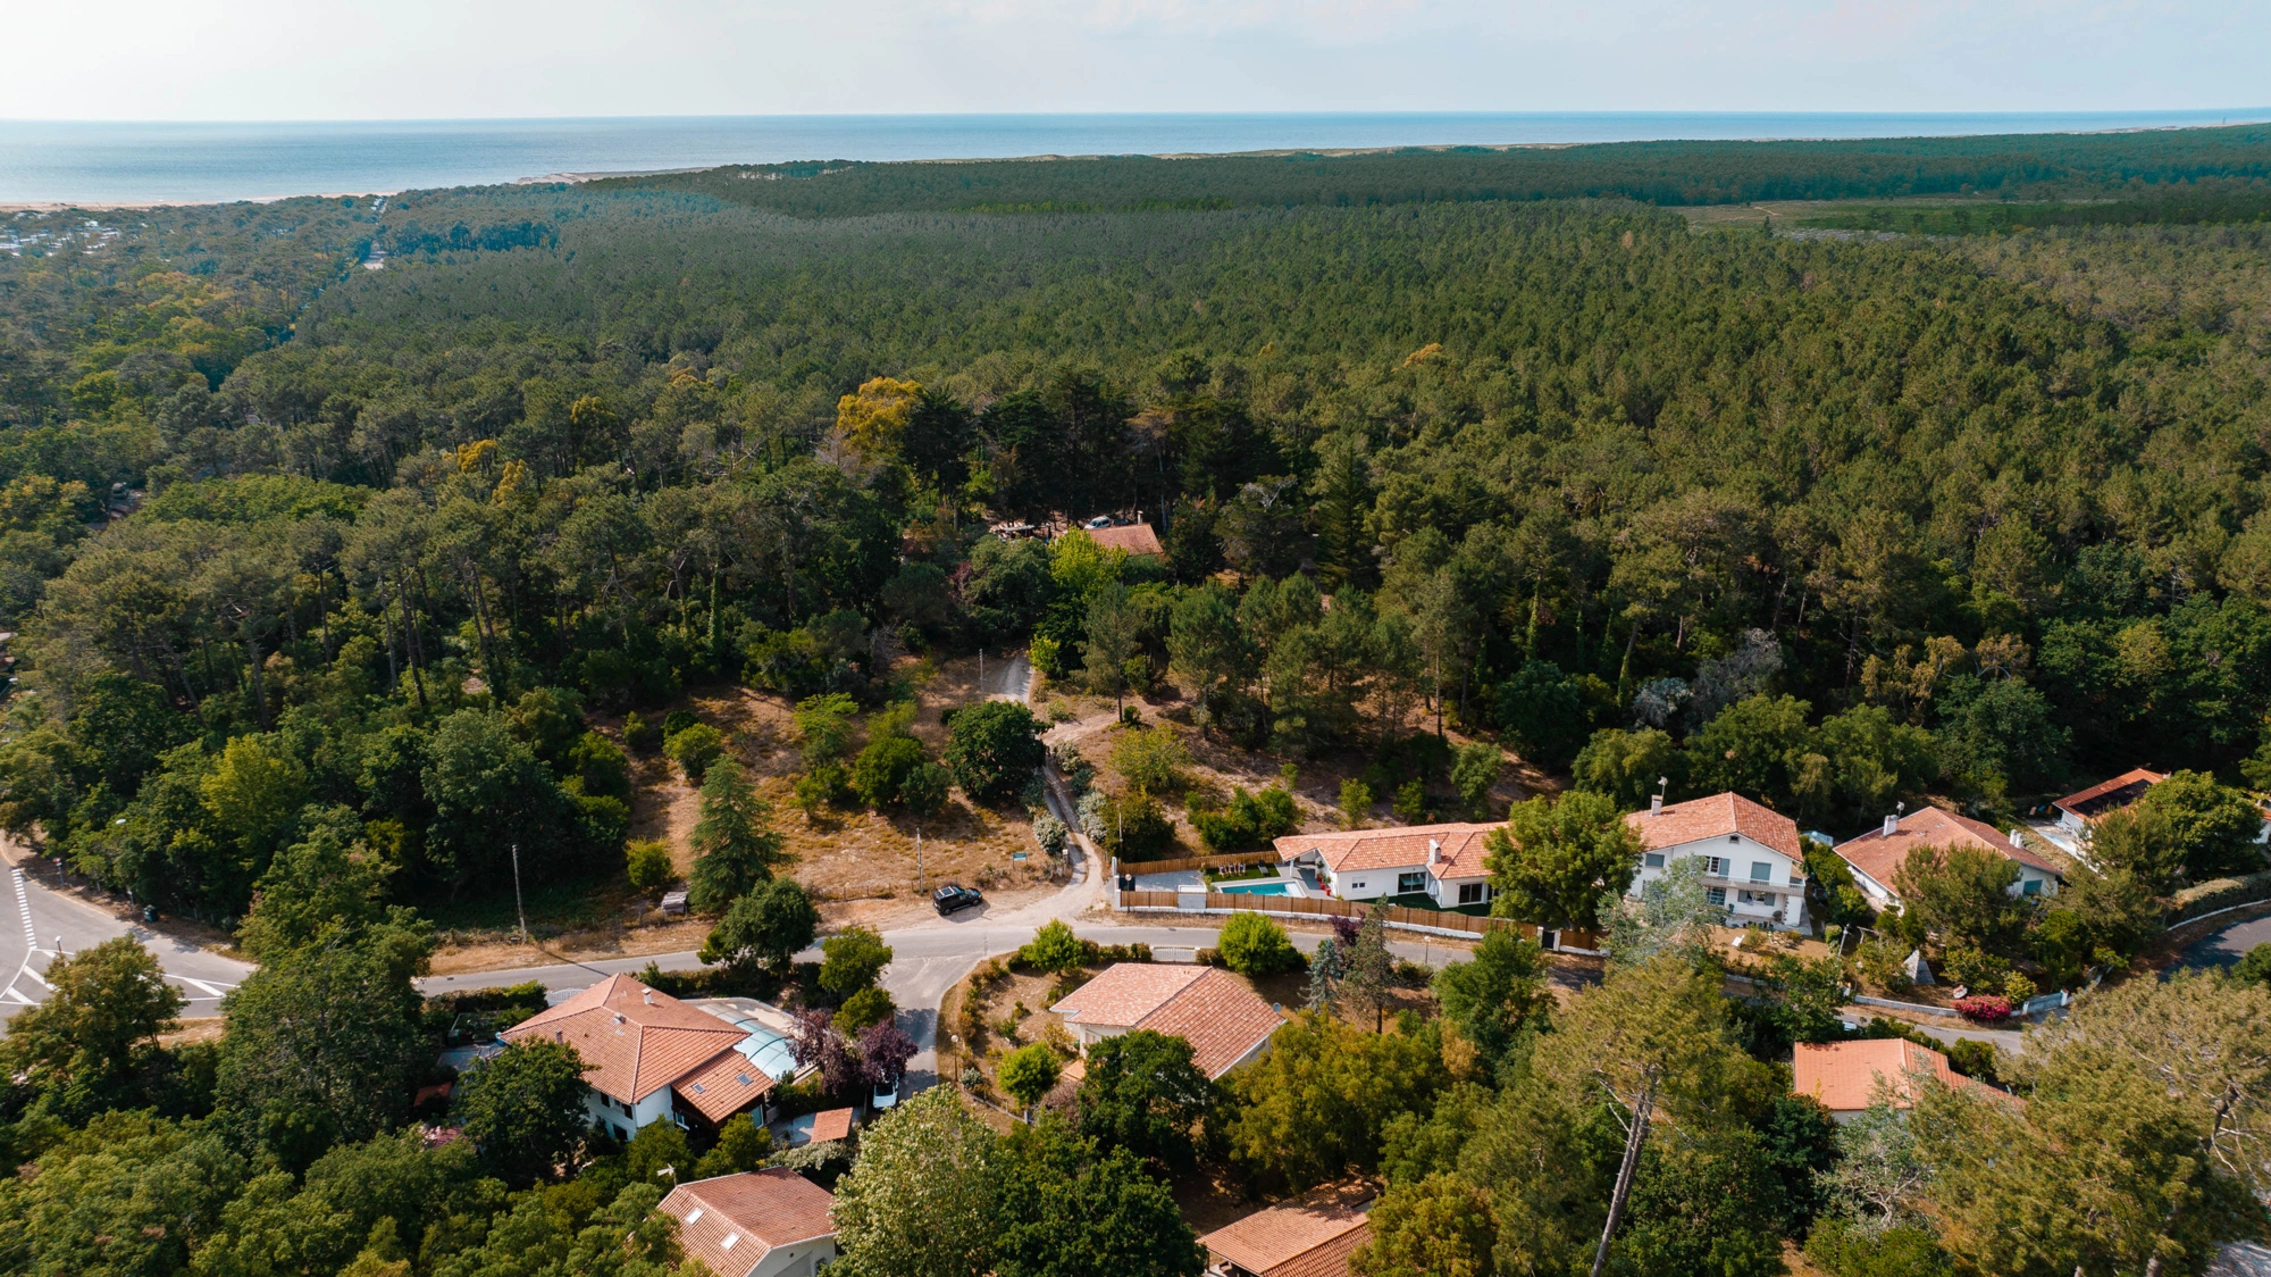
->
[1427,839,1440,866]
[643,989,654,1005]
[1883,812,1900,838]
[1650,794,1664,817]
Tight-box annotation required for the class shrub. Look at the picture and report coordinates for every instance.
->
[1032,812,1069,855]
[1218,912,1303,976]
[943,700,1046,802]
[851,734,928,809]
[1338,778,1374,829]
[1805,1219,1953,1277]
[1101,794,1177,860]
[1019,920,1088,974]
[664,722,727,784]
[794,763,852,813]
[835,986,897,1034]
[999,1042,1063,1108]
[1950,994,2014,1021]
[622,711,662,755]
[1110,726,1190,797]
[625,839,674,892]
[900,761,951,815]
[1393,778,1427,824]
[662,709,698,738]
[1191,785,1300,852]
[2235,941,2271,989]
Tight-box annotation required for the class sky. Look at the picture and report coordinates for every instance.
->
[3,0,2265,120]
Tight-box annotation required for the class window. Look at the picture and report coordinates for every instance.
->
[1643,852,1665,869]
[721,1234,740,1252]
[1458,883,1486,905]
[1351,880,1367,891]
[1706,887,1727,906]
[1702,856,1730,876]
[1750,861,1773,883]
[1398,871,1427,894]
[2022,879,2043,896]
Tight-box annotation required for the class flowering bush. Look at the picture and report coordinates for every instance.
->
[1952,994,2014,1022]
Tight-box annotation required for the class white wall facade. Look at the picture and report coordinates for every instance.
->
[749,1237,839,1277]
[586,1083,677,1140]
[1627,833,1810,931]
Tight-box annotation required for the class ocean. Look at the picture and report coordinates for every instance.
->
[2,111,2266,207]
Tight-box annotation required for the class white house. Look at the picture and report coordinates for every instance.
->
[659,1169,839,1277]
[1833,806,2063,911]
[1272,822,1499,907]
[1049,963,1285,1079]
[501,975,789,1140]
[1625,792,1810,932]
[2052,768,2165,833]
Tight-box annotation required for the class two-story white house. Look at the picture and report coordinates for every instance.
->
[1624,791,1810,931]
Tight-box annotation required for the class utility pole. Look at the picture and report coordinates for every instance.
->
[511,842,528,945]
[915,827,924,892]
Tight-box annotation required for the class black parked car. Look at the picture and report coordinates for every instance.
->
[932,883,985,916]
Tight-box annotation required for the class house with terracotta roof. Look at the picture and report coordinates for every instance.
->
[1200,1186,1373,1277]
[1834,807,2062,911]
[1624,792,1809,931]
[501,974,790,1140]
[1272,822,1498,907]
[2053,768,2166,833]
[1082,521,1165,558]
[658,1169,838,1277]
[1793,1038,2021,1122]
[1049,963,1286,1079]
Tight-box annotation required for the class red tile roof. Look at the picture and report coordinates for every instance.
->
[1052,964,1287,1079]
[1201,1188,1372,1277]
[1625,791,1802,859]
[807,1108,854,1143]
[1274,822,1500,878]
[673,1046,779,1125]
[2055,768,2165,822]
[1792,1039,2020,1113]
[503,974,750,1105]
[1834,807,2061,896]
[1049,963,1208,1028]
[660,1170,836,1277]
[1085,522,1165,557]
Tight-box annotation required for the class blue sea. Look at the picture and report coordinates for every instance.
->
[3,111,2266,207]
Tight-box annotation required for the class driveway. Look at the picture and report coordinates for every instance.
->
[2179,910,2271,974]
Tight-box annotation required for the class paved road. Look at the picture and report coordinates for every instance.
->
[2181,910,2271,973]
[0,861,254,1019]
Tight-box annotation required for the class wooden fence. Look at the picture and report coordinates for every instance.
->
[1114,851,1285,876]
[1115,888,1603,947]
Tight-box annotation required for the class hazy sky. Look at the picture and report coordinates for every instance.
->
[5,0,2264,120]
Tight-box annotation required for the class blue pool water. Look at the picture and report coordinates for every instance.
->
[1219,881,1292,896]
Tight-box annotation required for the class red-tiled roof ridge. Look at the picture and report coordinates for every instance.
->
[1049,962,1210,1028]
[1792,1039,2021,1113]
[503,974,750,1104]
[1085,522,1164,556]
[1273,822,1502,877]
[1132,967,1287,1080]
[660,1169,836,1277]
[2055,768,2166,820]
[1834,806,2061,887]
[1623,791,1803,859]
[1201,1184,1374,1277]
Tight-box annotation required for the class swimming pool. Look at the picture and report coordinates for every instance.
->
[1219,881,1292,896]
[728,1020,801,1080]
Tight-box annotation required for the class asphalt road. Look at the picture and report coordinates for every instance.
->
[0,862,254,1019]
[2180,909,2271,973]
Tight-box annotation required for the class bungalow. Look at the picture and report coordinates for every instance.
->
[1083,521,1165,558]
[1833,807,2063,911]
[1272,822,1499,907]
[1624,792,1810,932]
[1793,1038,2022,1123]
[1049,963,1285,1079]
[501,975,791,1140]
[659,1168,839,1277]
[1200,1186,1373,1277]
[2053,768,2165,833]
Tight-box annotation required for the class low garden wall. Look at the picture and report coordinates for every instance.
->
[1113,887,1601,951]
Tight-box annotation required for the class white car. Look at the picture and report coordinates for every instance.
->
[1084,515,1114,529]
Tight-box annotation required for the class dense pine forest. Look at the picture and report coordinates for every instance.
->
[1,128,2270,1277]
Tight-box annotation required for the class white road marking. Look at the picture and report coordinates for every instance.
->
[176,977,232,997]
[4,869,39,1009]
[0,986,32,1005]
